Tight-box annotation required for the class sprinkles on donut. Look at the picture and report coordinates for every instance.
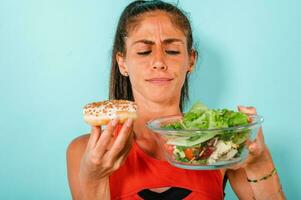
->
[83,100,138,126]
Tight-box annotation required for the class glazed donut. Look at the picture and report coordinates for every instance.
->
[83,100,138,126]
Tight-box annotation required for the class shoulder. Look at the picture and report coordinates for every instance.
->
[66,134,90,199]
[67,134,90,159]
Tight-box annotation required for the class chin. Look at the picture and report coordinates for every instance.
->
[147,93,178,104]
[133,85,180,104]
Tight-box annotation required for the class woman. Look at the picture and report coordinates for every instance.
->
[67,1,285,199]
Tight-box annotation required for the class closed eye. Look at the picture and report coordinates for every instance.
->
[166,50,180,55]
[137,51,151,55]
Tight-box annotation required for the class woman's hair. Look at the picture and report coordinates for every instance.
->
[109,0,196,111]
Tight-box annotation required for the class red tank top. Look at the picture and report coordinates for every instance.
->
[109,141,224,200]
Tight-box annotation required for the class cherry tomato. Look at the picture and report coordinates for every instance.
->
[184,148,194,160]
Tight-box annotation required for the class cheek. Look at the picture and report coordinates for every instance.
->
[127,69,145,88]
[175,70,187,86]
[167,72,186,96]
[172,65,189,88]
[166,53,190,70]
[170,59,189,77]
[125,55,149,72]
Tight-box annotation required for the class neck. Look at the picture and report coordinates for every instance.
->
[130,92,183,160]
[132,94,182,141]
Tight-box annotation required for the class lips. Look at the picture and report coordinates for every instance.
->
[145,77,174,85]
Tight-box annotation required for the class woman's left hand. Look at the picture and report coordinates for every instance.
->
[228,106,271,170]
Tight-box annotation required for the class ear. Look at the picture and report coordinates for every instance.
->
[116,52,127,75]
[187,49,197,72]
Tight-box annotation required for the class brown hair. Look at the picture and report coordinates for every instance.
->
[109,0,196,111]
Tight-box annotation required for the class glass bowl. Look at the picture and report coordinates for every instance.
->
[146,114,264,170]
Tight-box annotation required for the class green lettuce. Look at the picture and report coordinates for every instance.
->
[182,102,248,130]
[162,102,250,147]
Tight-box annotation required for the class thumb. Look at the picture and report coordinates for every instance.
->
[237,105,257,115]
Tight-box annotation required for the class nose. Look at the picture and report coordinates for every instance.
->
[152,62,167,70]
[152,50,168,71]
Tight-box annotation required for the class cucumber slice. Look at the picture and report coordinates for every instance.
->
[167,131,219,147]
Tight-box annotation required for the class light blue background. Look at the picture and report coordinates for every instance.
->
[1,0,300,199]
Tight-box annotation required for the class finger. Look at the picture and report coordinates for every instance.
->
[227,163,241,170]
[95,119,119,157]
[116,129,134,159]
[248,142,257,154]
[87,126,102,149]
[104,124,123,151]
[109,118,134,160]
[257,127,265,142]
[106,137,115,150]
[250,132,266,154]
[227,161,246,170]
[112,139,133,171]
[237,105,257,115]
[113,124,123,138]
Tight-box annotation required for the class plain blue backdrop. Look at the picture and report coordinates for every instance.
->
[1,0,300,199]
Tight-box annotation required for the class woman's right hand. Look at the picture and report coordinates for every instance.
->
[79,118,134,196]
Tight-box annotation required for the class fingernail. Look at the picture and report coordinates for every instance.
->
[125,118,133,127]
[249,144,256,152]
[111,118,119,126]
[238,105,244,109]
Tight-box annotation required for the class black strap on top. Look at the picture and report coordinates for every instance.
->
[138,175,228,200]
[138,187,192,200]
[223,174,228,197]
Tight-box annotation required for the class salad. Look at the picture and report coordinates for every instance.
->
[161,102,252,165]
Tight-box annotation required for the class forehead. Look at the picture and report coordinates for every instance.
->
[126,11,186,42]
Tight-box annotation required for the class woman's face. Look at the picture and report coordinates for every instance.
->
[117,11,196,105]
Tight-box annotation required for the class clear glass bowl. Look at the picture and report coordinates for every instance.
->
[146,114,264,170]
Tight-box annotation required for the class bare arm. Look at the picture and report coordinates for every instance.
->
[227,106,285,200]
[244,148,285,200]
[66,134,111,200]
[66,134,89,199]
[227,148,284,200]
[227,168,255,199]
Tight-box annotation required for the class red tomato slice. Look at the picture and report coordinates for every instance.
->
[200,147,215,159]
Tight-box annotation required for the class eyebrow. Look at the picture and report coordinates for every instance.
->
[132,38,184,46]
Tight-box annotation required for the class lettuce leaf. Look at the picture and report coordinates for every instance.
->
[187,101,208,115]
[164,102,249,131]
[161,102,250,147]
